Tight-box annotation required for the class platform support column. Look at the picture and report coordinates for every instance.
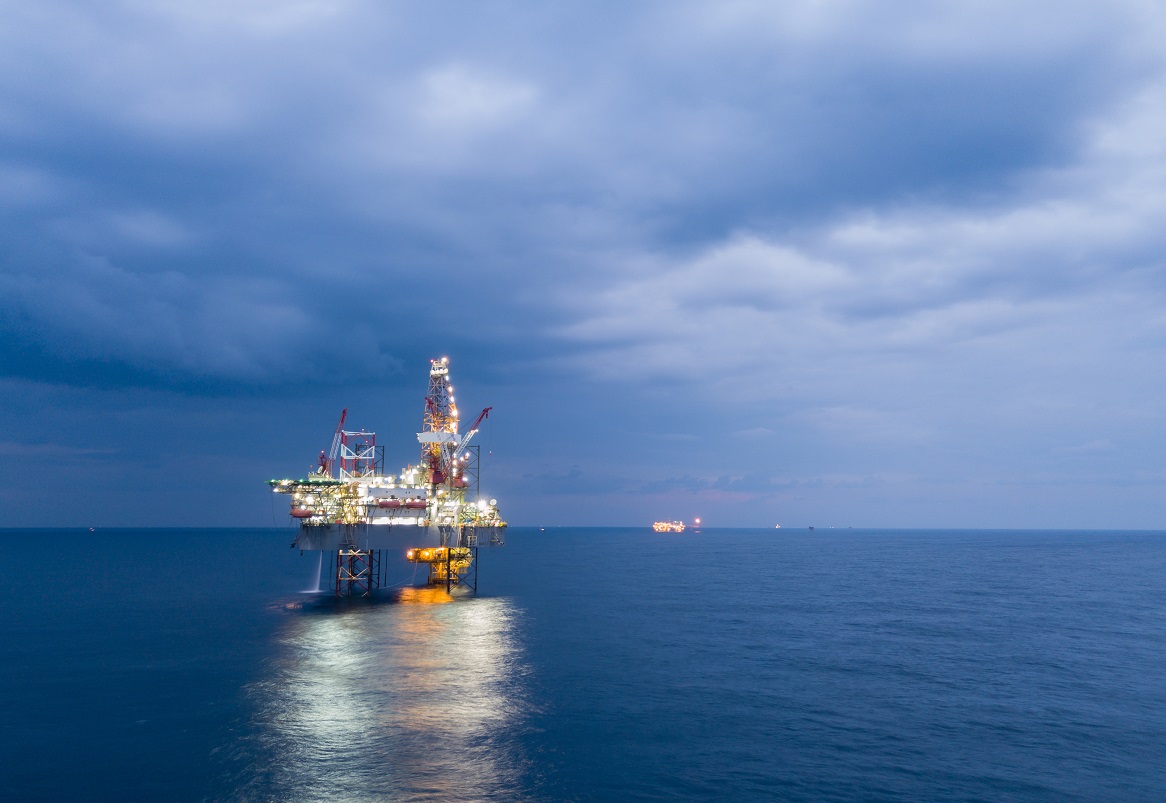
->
[333,548,382,598]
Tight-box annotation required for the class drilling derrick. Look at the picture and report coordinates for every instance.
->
[420,363,497,534]
[419,356,459,495]
[407,357,504,590]
[268,357,506,597]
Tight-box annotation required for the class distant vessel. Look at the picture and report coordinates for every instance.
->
[653,520,685,533]
[775,524,781,529]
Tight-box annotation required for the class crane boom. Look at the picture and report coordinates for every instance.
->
[451,407,491,462]
[325,408,347,475]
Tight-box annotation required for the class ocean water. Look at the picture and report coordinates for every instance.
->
[2,527,1165,801]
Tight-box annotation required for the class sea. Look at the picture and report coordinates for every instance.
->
[2,527,1165,801]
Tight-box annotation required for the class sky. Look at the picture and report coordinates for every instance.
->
[2,0,1165,528]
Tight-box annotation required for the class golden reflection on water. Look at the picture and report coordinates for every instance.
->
[242,592,527,801]
[396,587,454,605]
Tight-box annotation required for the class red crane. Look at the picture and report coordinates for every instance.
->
[464,406,492,436]
[451,407,492,463]
[318,408,347,475]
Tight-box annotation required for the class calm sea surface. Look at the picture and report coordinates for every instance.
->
[2,527,1165,800]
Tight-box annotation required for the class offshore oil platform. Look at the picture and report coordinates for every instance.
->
[268,357,506,597]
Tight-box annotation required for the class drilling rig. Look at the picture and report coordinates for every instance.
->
[268,357,505,596]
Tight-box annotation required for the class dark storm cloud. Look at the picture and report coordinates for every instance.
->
[3,0,1152,392]
[0,244,401,389]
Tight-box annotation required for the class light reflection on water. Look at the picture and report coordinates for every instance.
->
[235,591,530,801]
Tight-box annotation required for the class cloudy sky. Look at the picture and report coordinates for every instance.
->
[3,0,1165,528]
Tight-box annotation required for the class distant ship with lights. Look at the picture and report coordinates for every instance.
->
[652,520,686,533]
[268,357,505,596]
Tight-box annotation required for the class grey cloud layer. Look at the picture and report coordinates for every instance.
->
[3,1,1166,526]
[4,1,1154,389]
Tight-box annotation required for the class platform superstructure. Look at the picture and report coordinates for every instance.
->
[269,357,505,596]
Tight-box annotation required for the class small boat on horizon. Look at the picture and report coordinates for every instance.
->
[652,520,685,533]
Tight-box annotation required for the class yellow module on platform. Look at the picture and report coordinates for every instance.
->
[406,546,477,590]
